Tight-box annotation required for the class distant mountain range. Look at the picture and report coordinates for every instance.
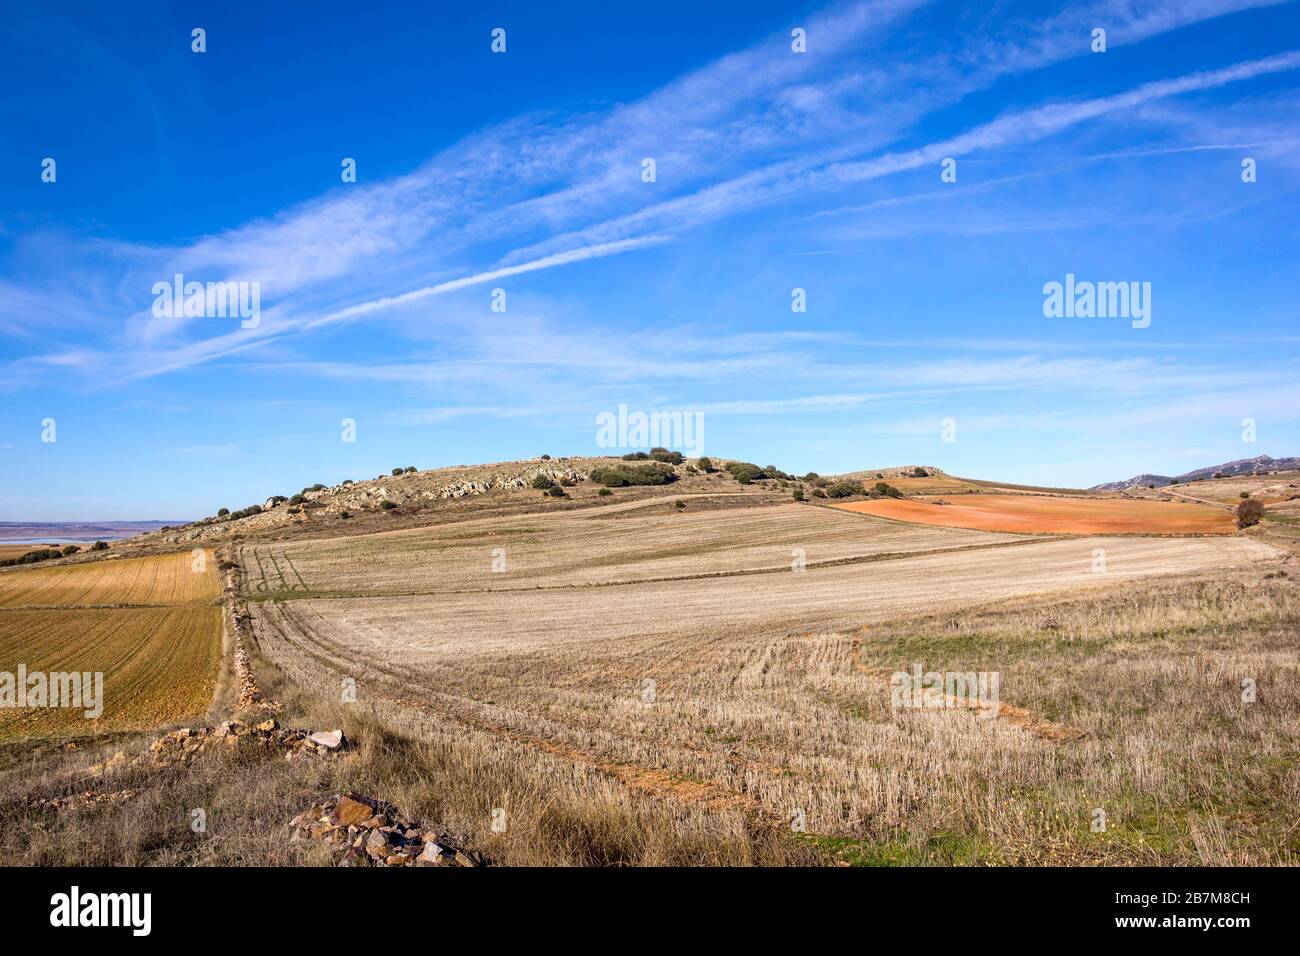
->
[1091,455,1300,492]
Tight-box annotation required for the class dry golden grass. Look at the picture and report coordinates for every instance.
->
[237,560,1299,866]
[0,551,219,608]
[0,606,222,742]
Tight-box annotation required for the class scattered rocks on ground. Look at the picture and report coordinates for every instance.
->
[89,719,347,775]
[289,792,484,868]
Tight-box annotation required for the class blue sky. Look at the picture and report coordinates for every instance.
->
[2,0,1298,520]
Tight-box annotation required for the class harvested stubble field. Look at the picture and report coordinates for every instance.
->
[238,494,1289,865]
[0,607,223,742]
[834,493,1235,535]
[240,499,1022,597]
[0,551,223,743]
[0,551,221,607]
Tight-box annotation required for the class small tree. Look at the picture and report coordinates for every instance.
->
[913,467,929,477]
[598,487,613,497]
[1239,491,1250,499]
[532,474,556,490]
[61,544,81,556]
[90,540,109,551]
[1237,498,1264,529]
[405,466,417,473]
[217,507,230,517]
[697,457,714,472]
[391,467,403,476]
[380,500,398,510]
[547,485,566,498]
[826,481,861,498]
[792,487,805,501]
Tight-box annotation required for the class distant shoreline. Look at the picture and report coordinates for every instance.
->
[0,521,190,542]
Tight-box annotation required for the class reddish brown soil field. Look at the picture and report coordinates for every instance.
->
[831,494,1235,534]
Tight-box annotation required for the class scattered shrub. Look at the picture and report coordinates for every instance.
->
[559,478,575,487]
[405,466,416,473]
[873,481,902,498]
[90,541,109,551]
[674,500,685,509]
[391,468,403,477]
[649,447,684,465]
[531,474,556,490]
[621,452,650,461]
[61,544,81,556]
[589,462,677,487]
[289,494,305,505]
[287,506,301,515]
[725,462,766,484]
[792,487,805,501]
[913,467,929,477]
[540,454,551,460]
[380,500,398,510]
[812,488,826,498]
[598,487,613,497]
[305,484,326,493]
[217,508,229,517]
[696,457,714,472]
[547,485,567,498]
[802,472,819,482]
[1239,491,1250,499]
[0,548,63,567]
[1237,498,1265,529]
[826,481,861,499]
[339,511,351,519]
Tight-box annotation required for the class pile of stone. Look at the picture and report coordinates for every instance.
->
[91,719,345,775]
[289,793,484,867]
